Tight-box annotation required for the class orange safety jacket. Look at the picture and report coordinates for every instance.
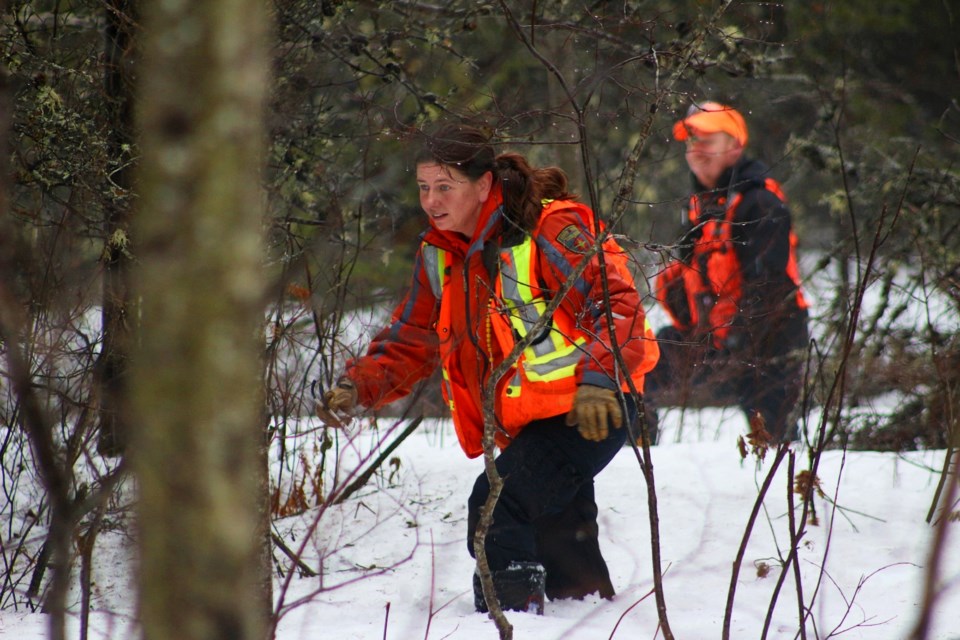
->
[345,189,659,458]
[656,177,808,346]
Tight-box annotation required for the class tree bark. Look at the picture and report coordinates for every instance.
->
[129,0,272,638]
[96,0,137,457]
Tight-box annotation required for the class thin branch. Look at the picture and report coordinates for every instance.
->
[910,446,960,639]
[333,416,423,505]
[270,532,317,578]
[722,444,790,640]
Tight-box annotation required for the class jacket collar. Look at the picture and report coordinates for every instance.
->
[691,155,770,195]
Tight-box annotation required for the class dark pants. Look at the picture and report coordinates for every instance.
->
[645,308,809,442]
[466,401,632,600]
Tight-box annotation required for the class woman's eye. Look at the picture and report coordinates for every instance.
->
[418,183,453,193]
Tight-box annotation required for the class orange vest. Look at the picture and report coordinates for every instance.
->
[658,178,808,344]
[422,200,657,454]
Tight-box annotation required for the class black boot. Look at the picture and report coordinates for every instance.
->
[535,483,615,601]
[473,562,546,615]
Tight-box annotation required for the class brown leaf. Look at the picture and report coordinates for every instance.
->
[794,470,825,500]
[755,561,771,579]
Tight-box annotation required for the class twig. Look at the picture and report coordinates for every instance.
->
[333,416,423,505]
[796,98,907,633]
[818,562,905,636]
[722,443,790,640]
[925,441,956,525]
[271,417,424,632]
[424,531,435,640]
[607,584,656,640]
[760,451,806,640]
[78,502,108,640]
[270,532,317,578]
[910,446,960,639]
[472,463,511,639]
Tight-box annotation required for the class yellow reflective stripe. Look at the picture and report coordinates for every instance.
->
[501,242,559,358]
[497,237,583,383]
[426,244,453,411]
[440,366,455,411]
[500,241,538,336]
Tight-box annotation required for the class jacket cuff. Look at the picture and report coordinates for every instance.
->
[580,371,618,390]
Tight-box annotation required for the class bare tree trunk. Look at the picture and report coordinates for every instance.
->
[129,0,272,638]
[96,0,137,457]
[257,418,275,628]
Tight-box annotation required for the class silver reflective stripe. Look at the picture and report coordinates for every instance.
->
[421,243,443,299]
[523,344,582,380]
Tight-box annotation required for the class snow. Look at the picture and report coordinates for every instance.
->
[3,409,958,640]
[4,253,959,639]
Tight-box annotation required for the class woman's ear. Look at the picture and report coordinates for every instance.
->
[477,170,494,202]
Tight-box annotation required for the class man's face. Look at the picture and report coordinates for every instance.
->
[683,130,742,188]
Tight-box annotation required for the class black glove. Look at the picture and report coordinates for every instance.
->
[564,385,622,442]
[722,329,745,352]
[721,315,749,352]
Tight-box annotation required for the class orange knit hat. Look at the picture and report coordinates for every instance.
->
[672,101,748,147]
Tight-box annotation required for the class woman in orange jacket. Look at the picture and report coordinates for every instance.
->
[321,123,658,614]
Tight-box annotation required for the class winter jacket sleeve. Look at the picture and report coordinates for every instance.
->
[653,259,693,331]
[343,250,441,408]
[534,207,656,390]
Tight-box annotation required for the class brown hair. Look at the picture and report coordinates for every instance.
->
[416,124,577,233]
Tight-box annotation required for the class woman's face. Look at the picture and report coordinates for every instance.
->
[416,162,492,237]
[684,130,742,188]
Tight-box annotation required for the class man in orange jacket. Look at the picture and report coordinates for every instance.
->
[646,101,810,443]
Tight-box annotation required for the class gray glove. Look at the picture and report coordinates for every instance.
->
[564,385,622,442]
[323,379,358,412]
[316,379,358,429]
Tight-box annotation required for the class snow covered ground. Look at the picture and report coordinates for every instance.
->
[4,407,958,640]
[4,254,958,639]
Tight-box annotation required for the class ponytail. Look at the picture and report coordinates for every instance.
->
[495,154,578,232]
[495,153,538,232]
[533,166,577,202]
